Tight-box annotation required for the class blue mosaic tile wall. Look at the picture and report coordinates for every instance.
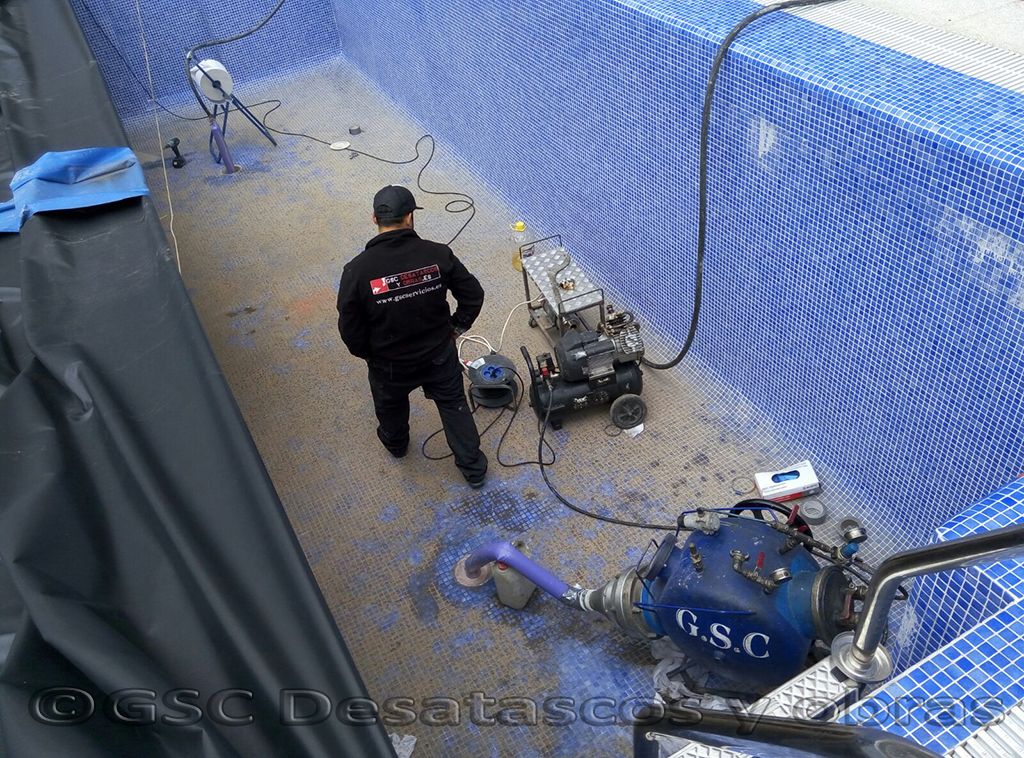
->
[70,0,1024,561]
[845,597,1024,754]
[69,0,340,118]
[896,570,1013,671]
[335,0,1024,555]
[895,478,1024,669]
[848,479,1024,752]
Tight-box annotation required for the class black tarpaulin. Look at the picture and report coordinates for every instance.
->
[0,2,395,756]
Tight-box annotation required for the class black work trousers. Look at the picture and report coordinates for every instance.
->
[367,342,487,482]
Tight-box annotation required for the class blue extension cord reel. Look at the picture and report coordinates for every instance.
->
[467,354,519,409]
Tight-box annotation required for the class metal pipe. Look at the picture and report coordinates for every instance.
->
[455,542,651,636]
[209,120,236,175]
[833,523,1024,682]
[633,706,942,758]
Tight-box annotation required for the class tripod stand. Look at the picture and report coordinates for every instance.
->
[189,58,277,172]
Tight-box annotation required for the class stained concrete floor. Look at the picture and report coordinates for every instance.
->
[129,59,838,757]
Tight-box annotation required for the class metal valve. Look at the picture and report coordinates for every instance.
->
[689,543,704,572]
[731,550,790,593]
[838,518,868,560]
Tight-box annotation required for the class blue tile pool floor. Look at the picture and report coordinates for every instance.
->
[131,59,900,757]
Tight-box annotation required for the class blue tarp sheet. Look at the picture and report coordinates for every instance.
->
[0,147,148,232]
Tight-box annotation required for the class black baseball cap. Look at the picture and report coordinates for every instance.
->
[373,185,422,221]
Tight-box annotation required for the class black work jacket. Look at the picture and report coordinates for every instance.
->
[337,229,484,365]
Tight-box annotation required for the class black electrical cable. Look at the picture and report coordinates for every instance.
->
[733,497,813,535]
[78,0,283,124]
[104,0,470,255]
[175,0,477,244]
[439,349,779,531]
[642,0,844,370]
[419,354,673,529]
[536,385,679,532]
[185,0,289,119]
[431,353,835,537]
[254,100,331,145]
[115,34,471,249]
[421,404,508,461]
[177,0,476,244]
[346,135,476,247]
[495,373,555,468]
[421,367,554,466]
[253,103,477,245]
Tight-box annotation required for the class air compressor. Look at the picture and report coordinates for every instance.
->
[520,308,647,430]
[456,503,873,695]
[516,237,649,430]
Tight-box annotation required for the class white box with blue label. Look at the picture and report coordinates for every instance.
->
[754,460,821,502]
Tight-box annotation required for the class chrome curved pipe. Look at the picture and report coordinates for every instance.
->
[833,522,1024,682]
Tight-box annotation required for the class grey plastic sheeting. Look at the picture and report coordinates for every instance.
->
[0,2,395,756]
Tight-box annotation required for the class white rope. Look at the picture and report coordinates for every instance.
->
[132,0,181,274]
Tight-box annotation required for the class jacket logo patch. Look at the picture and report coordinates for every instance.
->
[370,264,440,295]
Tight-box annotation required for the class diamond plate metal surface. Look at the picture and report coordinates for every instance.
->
[664,659,859,758]
[663,741,746,758]
[521,246,604,314]
[948,700,1024,758]
[758,657,860,720]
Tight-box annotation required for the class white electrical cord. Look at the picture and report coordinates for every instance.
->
[457,298,543,363]
[495,298,543,353]
[457,334,494,362]
[133,0,181,274]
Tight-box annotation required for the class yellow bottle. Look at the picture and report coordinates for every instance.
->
[511,221,527,271]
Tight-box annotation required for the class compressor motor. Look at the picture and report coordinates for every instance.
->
[521,307,647,430]
[515,237,649,430]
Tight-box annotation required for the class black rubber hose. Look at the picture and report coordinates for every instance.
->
[536,383,678,531]
[732,496,814,536]
[643,0,843,370]
[184,0,289,119]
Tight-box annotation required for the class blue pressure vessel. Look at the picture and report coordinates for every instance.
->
[639,517,824,692]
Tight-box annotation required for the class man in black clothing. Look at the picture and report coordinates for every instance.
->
[337,185,488,487]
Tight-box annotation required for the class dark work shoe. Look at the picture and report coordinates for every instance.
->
[464,458,488,489]
[376,426,408,459]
